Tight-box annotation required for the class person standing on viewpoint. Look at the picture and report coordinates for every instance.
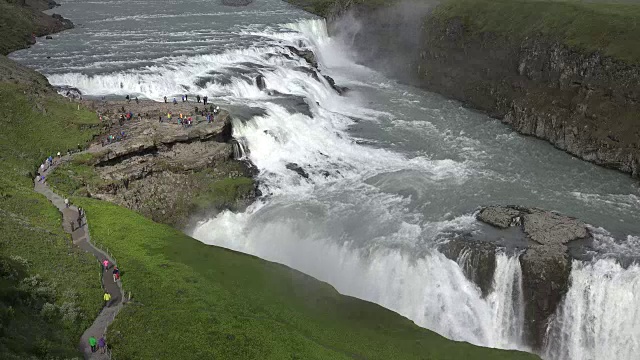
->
[89,336,97,352]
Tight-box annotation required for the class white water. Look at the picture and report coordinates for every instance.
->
[544,260,640,360]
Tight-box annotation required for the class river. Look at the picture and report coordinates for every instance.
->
[10,0,640,358]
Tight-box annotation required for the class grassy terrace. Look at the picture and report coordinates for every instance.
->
[0,82,102,358]
[76,197,539,360]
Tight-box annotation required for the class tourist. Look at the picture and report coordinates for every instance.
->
[203,95,208,105]
[64,198,69,208]
[185,94,188,102]
[89,336,97,353]
[135,97,139,104]
[102,259,109,271]
[112,267,120,282]
[125,95,130,103]
[159,115,163,123]
[167,112,172,122]
[196,95,201,103]
[103,292,111,306]
[181,95,185,102]
[39,163,45,174]
[137,113,142,121]
[173,97,177,105]
[98,337,106,354]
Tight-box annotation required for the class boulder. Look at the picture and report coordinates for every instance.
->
[51,14,74,30]
[255,74,266,90]
[286,46,318,68]
[323,75,348,95]
[222,0,252,6]
[285,163,309,179]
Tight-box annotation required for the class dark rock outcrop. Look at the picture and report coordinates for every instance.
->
[477,206,589,350]
[285,163,309,178]
[255,74,266,90]
[221,0,253,6]
[323,75,348,94]
[286,46,318,68]
[80,107,257,228]
[51,14,73,30]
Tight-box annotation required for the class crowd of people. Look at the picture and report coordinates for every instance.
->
[159,104,221,127]
[163,94,211,105]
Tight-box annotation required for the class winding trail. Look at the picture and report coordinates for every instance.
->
[35,156,124,359]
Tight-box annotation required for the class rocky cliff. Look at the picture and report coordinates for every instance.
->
[49,101,258,229]
[418,17,640,178]
[286,0,640,179]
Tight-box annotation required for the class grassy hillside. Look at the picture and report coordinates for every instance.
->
[0,79,103,358]
[433,0,640,63]
[0,0,70,55]
[74,196,540,360]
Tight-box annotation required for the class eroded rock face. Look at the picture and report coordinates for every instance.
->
[82,107,257,228]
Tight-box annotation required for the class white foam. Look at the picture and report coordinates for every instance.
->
[544,259,640,360]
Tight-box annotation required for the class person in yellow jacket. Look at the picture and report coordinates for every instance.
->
[103,292,112,306]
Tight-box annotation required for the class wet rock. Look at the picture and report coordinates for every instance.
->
[294,66,321,82]
[221,0,253,6]
[286,163,309,179]
[51,14,74,30]
[54,85,82,99]
[255,74,266,90]
[286,46,318,68]
[475,205,590,350]
[439,238,497,298]
[323,75,348,95]
[45,35,53,40]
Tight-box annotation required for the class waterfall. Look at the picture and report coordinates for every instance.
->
[232,138,248,160]
[487,254,525,349]
[543,259,640,360]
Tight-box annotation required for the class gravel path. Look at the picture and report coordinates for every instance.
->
[35,156,124,359]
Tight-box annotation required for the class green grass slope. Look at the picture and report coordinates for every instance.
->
[74,197,539,359]
[0,81,103,358]
[433,0,640,63]
[0,0,68,55]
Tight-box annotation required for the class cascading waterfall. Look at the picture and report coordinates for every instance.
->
[544,259,640,360]
[488,254,525,349]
